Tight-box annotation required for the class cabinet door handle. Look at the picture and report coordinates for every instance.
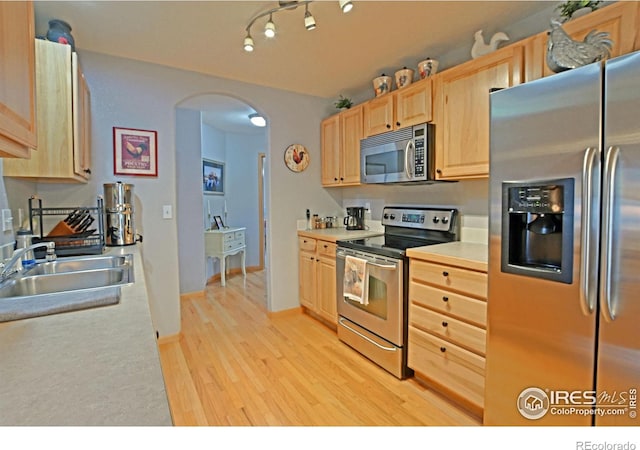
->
[442,271,449,277]
[440,347,447,353]
[396,121,401,127]
[442,321,448,327]
[386,124,391,129]
[84,168,92,174]
[436,169,442,174]
[442,296,449,302]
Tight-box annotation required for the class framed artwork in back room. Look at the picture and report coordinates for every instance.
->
[203,158,224,195]
[113,127,158,177]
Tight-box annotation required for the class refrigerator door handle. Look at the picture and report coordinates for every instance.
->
[580,147,600,314]
[600,145,620,321]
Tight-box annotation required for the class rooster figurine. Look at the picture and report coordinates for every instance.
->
[471,30,510,59]
[546,19,612,73]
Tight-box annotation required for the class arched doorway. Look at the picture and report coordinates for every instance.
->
[174,94,269,307]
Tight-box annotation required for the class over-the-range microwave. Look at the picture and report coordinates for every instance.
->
[360,123,436,184]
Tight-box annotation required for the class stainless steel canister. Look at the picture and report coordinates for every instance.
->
[103,182,136,246]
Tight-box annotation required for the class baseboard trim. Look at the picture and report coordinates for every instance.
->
[157,333,181,345]
[206,265,261,285]
[267,306,303,318]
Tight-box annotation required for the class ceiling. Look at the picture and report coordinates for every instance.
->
[33,1,557,133]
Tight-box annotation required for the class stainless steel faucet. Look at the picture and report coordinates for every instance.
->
[0,242,56,281]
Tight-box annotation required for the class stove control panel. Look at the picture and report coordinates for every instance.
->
[382,207,457,231]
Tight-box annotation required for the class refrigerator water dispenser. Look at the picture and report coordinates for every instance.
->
[501,178,574,283]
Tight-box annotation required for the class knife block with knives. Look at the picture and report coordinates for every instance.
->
[47,209,96,237]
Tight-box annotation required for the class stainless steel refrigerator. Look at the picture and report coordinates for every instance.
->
[485,51,640,425]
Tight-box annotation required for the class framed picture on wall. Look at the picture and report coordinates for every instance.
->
[203,159,224,195]
[113,127,158,177]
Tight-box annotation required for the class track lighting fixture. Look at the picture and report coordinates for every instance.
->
[249,113,266,127]
[243,1,353,52]
[304,4,316,31]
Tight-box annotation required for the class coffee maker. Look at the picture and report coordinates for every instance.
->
[344,207,365,230]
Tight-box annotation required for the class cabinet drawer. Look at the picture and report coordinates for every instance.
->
[408,325,485,411]
[298,237,317,252]
[224,232,235,242]
[410,281,487,327]
[409,303,486,355]
[234,230,245,240]
[224,240,244,251]
[317,240,336,258]
[411,260,487,299]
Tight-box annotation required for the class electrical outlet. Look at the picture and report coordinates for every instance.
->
[2,209,12,232]
[162,205,172,219]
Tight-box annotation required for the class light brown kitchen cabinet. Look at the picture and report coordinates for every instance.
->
[321,105,362,187]
[297,236,337,326]
[433,44,523,180]
[524,1,640,82]
[363,78,432,137]
[408,256,488,418]
[4,39,92,182]
[0,1,37,158]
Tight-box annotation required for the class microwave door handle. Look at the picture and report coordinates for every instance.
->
[405,140,415,178]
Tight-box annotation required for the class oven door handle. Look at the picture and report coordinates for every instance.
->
[338,318,398,352]
[337,252,398,269]
[367,261,397,270]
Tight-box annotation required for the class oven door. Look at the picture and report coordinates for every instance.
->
[336,247,404,345]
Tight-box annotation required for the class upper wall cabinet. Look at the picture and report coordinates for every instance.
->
[524,1,640,82]
[433,44,524,180]
[363,78,432,137]
[4,39,92,182]
[321,105,363,187]
[0,1,37,158]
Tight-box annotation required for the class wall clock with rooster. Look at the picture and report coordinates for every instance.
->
[284,144,310,172]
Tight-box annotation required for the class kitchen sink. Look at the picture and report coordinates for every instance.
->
[0,254,134,322]
[23,254,132,275]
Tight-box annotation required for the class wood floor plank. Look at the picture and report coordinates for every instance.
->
[158,271,481,426]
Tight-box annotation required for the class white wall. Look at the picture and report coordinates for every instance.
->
[176,108,204,294]
[2,51,342,336]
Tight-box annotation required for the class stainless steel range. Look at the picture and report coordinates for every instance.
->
[336,206,458,379]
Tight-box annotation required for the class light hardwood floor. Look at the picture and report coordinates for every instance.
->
[157,270,481,426]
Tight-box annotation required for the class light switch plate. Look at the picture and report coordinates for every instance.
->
[2,209,12,232]
[162,205,172,219]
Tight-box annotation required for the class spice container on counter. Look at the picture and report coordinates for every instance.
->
[312,214,319,229]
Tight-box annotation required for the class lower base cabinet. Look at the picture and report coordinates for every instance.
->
[298,236,337,326]
[408,256,488,417]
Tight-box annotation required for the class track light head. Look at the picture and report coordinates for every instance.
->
[304,5,316,30]
[243,33,254,52]
[339,0,353,13]
[264,15,276,38]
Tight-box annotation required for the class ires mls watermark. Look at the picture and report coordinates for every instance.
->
[517,387,637,420]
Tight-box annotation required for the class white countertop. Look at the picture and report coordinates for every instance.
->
[0,245,172,426]
[297,228,383,243]
[406,241,488,272]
